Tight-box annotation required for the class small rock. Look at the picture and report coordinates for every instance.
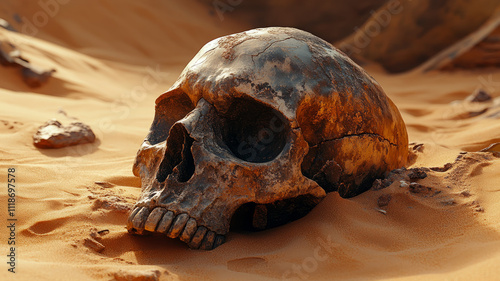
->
[467,89,492,103]
[408,182,434,195]
[83,237,105,253]
[90,229,110,240]
[0,18,16,32]
[21,65,56,88]
[412,143,424,152]
[0,41,17,66]
[1,39,55,87]
[409,182,420,188]
[408,168,428,180]
[460,190,471,197]
[371,179,383,190]
[475,206,485,212]
[400,180,409,188]
[468,109,488,118]
[33,119,96,149]
[95,181,115,188]
[113,269,161,281]
[91,197,131,212]
[372,178,393,191]
[377,194,392,207]
[98,229,110,236]
[440,198,455,206]
[388,167,407,176]
[430,163,453,172]
[375,208,387,215]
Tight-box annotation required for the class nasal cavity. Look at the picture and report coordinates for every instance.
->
[156,124,195,183]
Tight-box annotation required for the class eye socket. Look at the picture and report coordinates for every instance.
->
[148,91,194,145]
[219,98,290,163]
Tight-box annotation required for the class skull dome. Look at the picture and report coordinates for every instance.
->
[127,27,408,250]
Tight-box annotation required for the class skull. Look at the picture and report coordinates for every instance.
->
[127,27,408,250]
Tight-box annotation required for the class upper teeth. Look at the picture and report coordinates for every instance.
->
[127,206,226,250]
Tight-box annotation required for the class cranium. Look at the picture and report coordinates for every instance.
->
[127,27,408,250]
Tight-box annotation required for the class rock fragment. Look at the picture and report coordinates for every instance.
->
[0,41,17,66]
[95,181,115,188]
[113,269,161,281]
[408,168,428,180]
[475,206,485,212]
[91,196,131,212]
[371,179,392,191]
[0,40,55,87]
[0,18,16,32]
[430,163,453,172]
[89,228,110,241]
[440,197,456,206]
[83,237,105,253]
[411,143,424,152]
[460,190,471,197]
[467,89,492,103]
[33,119,96,149]
[21,65,56,88]
[377,194,392,207]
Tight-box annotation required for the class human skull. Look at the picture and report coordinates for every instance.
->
[127,27,408,250]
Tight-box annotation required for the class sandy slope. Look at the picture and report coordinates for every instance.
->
[1,1,500,280]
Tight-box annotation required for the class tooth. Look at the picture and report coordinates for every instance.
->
[199,231,216,250]
[127,207,140,230]
[180,218,197,243]
[188,226,207,249]
[156,211,174,233]
[144,207,167,232]
[167,213,189,238]
[131,207,150,234]
[213,235,226,249]
[252,204,267,230]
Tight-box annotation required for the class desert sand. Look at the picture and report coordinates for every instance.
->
[1,1,500,280]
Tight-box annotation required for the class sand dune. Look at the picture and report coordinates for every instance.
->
[1,1,500,280]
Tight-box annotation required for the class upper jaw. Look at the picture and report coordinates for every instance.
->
[127,205,226,250]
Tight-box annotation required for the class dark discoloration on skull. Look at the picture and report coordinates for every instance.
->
[127,27,408,250]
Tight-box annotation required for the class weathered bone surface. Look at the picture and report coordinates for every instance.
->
[127,27,408,250]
